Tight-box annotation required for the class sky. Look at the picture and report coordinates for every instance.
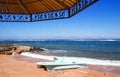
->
[0,0,120,40]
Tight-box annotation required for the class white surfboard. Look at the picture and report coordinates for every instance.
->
[36,61,87,71]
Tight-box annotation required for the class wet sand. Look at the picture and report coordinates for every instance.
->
[88,65,120,75]
[0,54,120,77]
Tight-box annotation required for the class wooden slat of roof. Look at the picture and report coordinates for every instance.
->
[39,1,53,12]
[0,0,79,14]
[21,0,40,4]
[0,0,19,4]
[0,0,28,14]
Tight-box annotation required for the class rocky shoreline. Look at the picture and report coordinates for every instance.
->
[0,44,44,55]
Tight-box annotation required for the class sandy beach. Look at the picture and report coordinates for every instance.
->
[0,54,120,77]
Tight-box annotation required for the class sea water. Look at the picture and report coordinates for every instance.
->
[0,40,120,66]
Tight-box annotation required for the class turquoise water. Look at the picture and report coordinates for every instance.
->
[0,40,120,60]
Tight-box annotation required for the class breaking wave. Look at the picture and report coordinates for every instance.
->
[21,52,120,66]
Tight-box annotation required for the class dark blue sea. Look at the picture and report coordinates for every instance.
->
[0,40,120,60]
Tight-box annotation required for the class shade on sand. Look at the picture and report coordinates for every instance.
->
[0,0,98,22]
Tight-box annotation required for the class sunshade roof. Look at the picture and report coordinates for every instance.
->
[0,0,79,14]
[0,0,99,22]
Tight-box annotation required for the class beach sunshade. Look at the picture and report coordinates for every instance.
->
[0,0,98,22]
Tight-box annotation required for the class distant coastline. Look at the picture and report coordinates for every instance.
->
[0,38,120,41]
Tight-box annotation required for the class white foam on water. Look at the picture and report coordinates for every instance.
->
[76,57,120,66]
[49,50,68,53]
[21,52,120,66]
[54,57,120,66]
[21,52,54,60]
